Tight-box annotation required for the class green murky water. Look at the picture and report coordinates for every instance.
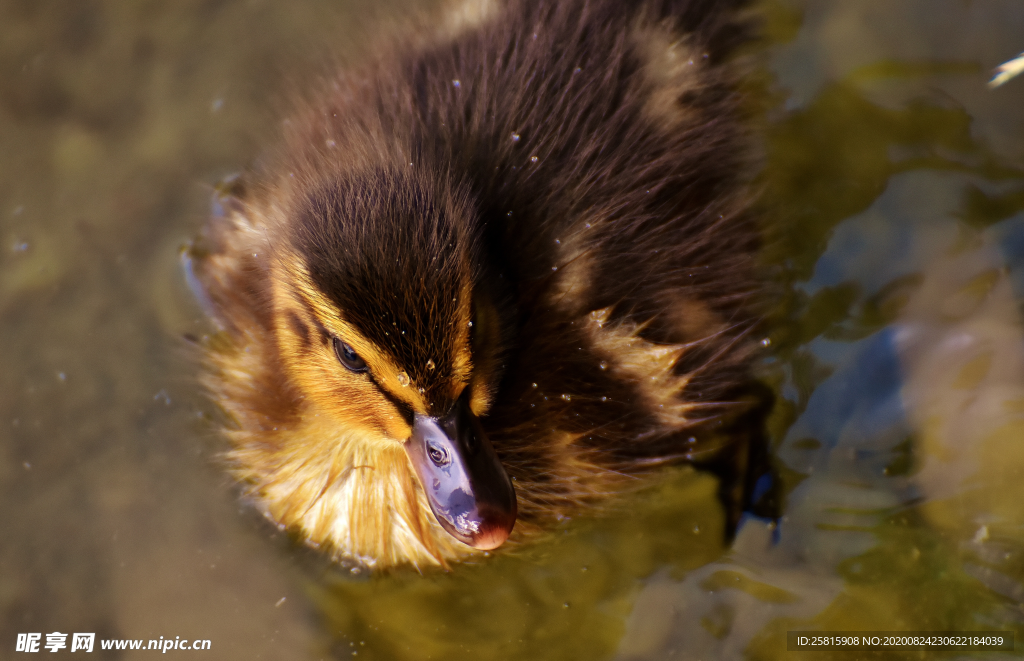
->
[2,1,1023,659]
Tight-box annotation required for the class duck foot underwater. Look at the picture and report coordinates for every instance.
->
[186,0,778,570]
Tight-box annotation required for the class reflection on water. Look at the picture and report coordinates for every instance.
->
[2,0,1023,659]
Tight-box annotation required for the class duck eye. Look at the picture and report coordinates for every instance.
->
[333,337,368,373]
[427,441,450,467]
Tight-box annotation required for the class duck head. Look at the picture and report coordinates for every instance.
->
[266,166,517,557]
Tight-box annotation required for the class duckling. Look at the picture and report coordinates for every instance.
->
[188,0,765,570]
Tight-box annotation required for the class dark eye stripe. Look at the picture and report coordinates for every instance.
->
[310,317,332,345]
[370,376,415,426]
[286,311,311,350]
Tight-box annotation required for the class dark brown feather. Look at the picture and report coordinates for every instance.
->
[190,0,769,566]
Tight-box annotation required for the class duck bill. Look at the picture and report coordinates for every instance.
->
[404,397,516,550]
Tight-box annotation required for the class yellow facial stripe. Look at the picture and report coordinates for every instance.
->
[449,271,475,391]
[467,292,499,415]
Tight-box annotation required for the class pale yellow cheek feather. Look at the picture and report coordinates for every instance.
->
[206,314,473,568]
[228,414,474,568]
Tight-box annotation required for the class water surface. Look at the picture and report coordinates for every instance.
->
[2,1,1023,659]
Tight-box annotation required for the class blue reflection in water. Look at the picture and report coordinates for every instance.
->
[617,164,1024,658]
